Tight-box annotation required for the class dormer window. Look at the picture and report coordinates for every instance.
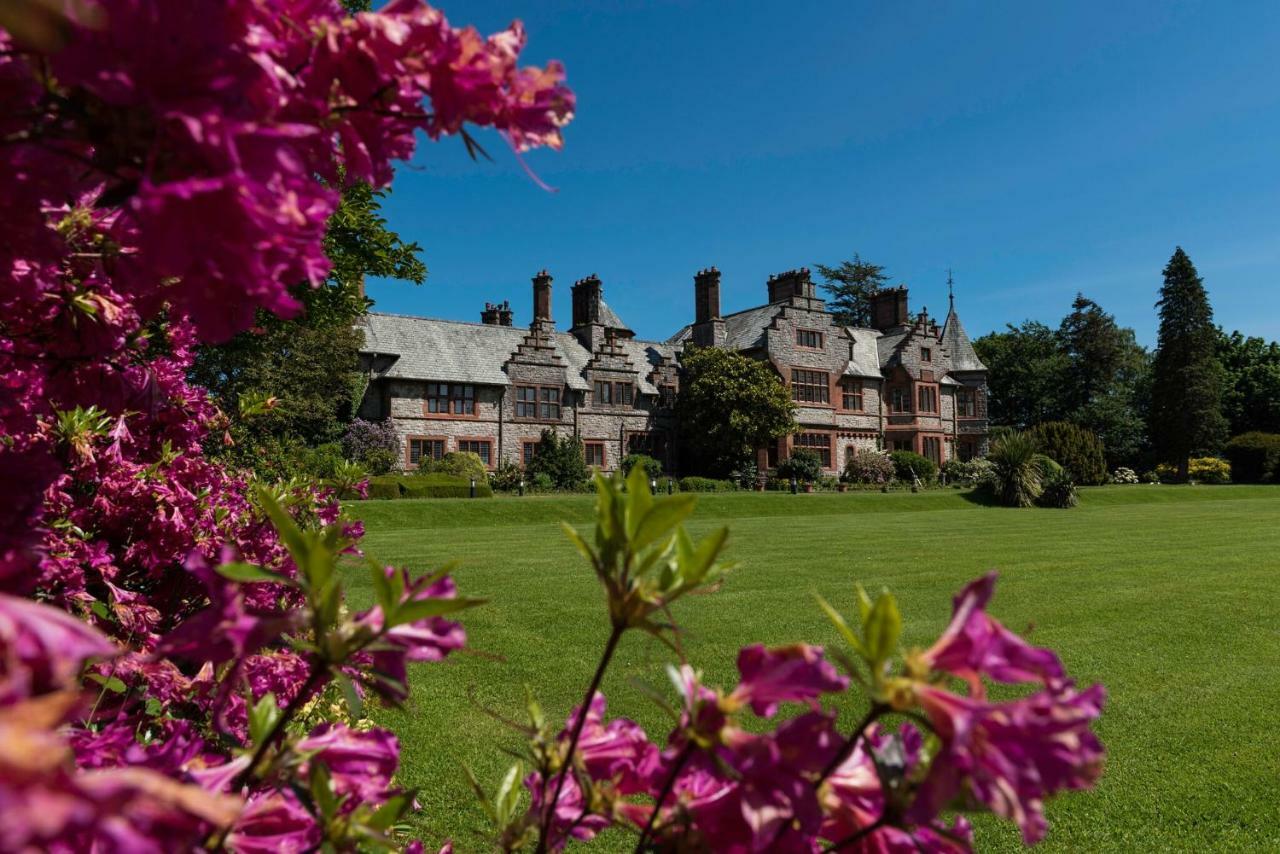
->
[920,347,932,363]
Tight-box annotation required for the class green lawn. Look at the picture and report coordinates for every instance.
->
[344,486,1280,852]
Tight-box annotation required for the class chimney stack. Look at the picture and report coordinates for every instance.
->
[532,269,553,324]
[691,266,727,348]
[869,285,910,330]
[571,274,603,329]
[694,266,721,324]
[481,300,514,326]
[766,267,815,303]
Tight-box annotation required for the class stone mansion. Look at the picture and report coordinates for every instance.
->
[356,267,990,475]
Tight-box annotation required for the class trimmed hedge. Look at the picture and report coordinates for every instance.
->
[1224,432,1280,483]
[677,476,738,492]
[361,474,493,500]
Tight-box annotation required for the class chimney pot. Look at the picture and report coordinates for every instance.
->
[532,270,553,323]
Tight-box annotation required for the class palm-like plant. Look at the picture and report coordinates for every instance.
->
[987,432,1045,507]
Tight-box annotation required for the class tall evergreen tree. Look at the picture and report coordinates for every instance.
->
[1150,247,1227,476]
[814,254,889,326]
[1057,294,1151,467]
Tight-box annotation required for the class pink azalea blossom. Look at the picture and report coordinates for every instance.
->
[562,692,660,795]
[0,593,116,703]
[226,789,320,854]
[731,643,849,717]
[918,572,1065,692]
[912,682,1106,844]
[296,723,401,804]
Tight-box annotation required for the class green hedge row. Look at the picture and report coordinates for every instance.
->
[677,476,739,492]
[364,474,493,500]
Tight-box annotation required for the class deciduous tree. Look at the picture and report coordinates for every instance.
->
[676,347,796,477]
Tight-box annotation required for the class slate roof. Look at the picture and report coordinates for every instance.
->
[666,304,781,351]
[597,298,631,334]
[359,312,677,394]
[941,307,986,372]
[841,327,885,378]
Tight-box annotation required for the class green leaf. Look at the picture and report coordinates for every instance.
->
[87,673,127,693]
[255,487,308,567]
[865,591,902,665]
[89,600,110,620]
[560,522,596,566]
[389,595,485,628]
[336,672,363,720]
[855,583,874,625]
[632,495,696,552]
[216,561,286,584]
[462,765,500,823]
[367,792,413,831]
[814,592,868,658]
[494,762,523,823]
[248,692,281,748]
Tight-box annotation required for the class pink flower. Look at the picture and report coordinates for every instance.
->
[226,790,320,854]
[523,770,610,852]
[912,682,1106,844]
[353,569,466,702]
[0,593,116,703]
[917,573,1064,692]
[731,643,849,717]
[296,723,401,804]
[564,692,660,795]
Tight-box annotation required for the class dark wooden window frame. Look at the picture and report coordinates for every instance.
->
[841,378,864,411]
[790,368,830,404]
[796,328,824,349]
[793,431,833,468]
[406,435,447,469]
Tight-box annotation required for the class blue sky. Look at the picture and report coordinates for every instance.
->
[367,0,1280,346]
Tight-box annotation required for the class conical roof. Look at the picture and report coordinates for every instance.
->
[941,305,986,372]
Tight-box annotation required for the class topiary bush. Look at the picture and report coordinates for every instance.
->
[776,449,823,483]
[1223,432,1280,483]
[986,432,1044,507]
[1037,471,1079,508]
[427,450,488,482]
[1029,421,1108,485]
[400,473,493,498]
[620,453,663,480]
[366,475,403,500]
[889,450,937,484]
[677,476,739,492]
[843,448,894,485]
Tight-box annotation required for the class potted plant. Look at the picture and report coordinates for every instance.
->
[777,449,823,493]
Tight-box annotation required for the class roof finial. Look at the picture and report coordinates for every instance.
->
[947,268,955,312]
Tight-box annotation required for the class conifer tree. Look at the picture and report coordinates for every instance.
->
[814,254,889,327]
[1150,247,1227,477]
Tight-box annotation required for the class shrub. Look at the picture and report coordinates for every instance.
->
[620,453,663,480]
[843,448,894,485]
[889,450,937,484]
[1111,466,1139,484]
[327,459,368,499]
[400,473,493,499]
[366,476,402,500]
[1038,471,1079,508]
[729,459,759,490]
[1029,421,1108,485]
[986,432,1044,507]
[529,472,555,491]
[678,476,739,492]
[489,459,525,492]
[1034,454,1063,478]
[1223,432,1280,483]
[526,429,590,489]
[342,418,399,474]
[1190,457,1231,484]
[427,450,488,482]
[1140,469,1161,484]
[941,457,992,486]
[776,449,823,483]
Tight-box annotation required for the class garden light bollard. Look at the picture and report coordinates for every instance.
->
[470,478,476,499]
[519,479,525,497]
[650,478,657,493]
[791,476,798,495]
[667,478,673,495]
